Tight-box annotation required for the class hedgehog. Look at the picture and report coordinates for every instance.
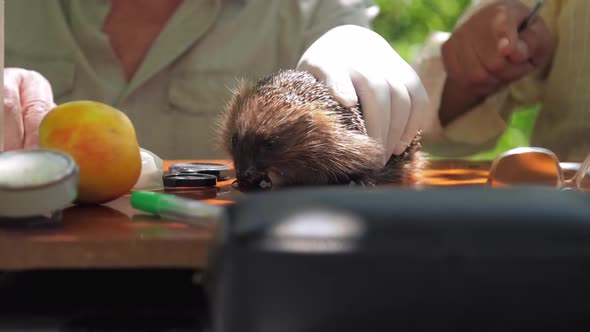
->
[217,69,426,192]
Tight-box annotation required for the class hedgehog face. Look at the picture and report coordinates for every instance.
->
[228,109,332,190]
[219,70,385,191]
[229,130,283,191]
[227,107,383,190]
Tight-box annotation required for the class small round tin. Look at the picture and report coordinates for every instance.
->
[168,163,231,181]
[0,149,79,218]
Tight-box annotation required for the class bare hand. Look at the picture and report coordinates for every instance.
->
[441,0,554,116]
[4,68,56,150]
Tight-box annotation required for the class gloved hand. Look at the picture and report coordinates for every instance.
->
[297,25,430,166]
[4,68,56,150]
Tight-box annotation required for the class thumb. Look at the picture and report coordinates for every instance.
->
[507,39,530,63]
[19,70,56,149]
[23,102,55,149]
[495,4,531,63]
[494,8,520,57]
[3,70,25,150]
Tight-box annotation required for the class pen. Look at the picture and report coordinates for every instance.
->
[130,191,224,226]
[518,0,545,32]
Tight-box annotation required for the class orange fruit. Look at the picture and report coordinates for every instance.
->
[39,101,141,204]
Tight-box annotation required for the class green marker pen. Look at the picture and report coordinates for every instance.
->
[130,191,224,225]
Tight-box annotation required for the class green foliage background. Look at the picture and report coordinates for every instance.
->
[372,0,540,161]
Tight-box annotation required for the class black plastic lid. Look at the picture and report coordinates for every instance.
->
[162,174,217,187]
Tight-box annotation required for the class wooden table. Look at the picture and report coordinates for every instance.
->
[0,159,492,271]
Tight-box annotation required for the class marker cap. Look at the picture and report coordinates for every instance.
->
[130,191,166,215]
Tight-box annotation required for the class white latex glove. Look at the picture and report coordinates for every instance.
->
[4,68,56,150]
[297,25,430,166]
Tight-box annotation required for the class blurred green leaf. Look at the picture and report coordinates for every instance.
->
[373,0,471,61]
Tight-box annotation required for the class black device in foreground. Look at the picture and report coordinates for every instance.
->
[207,186,590,332]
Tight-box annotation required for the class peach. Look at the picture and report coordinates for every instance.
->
[39,101,142,204]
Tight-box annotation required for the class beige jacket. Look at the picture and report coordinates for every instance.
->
[414,0,590,161]
[5,0,377,159]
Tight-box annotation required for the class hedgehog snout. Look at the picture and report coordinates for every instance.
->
[236,166,273,191]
